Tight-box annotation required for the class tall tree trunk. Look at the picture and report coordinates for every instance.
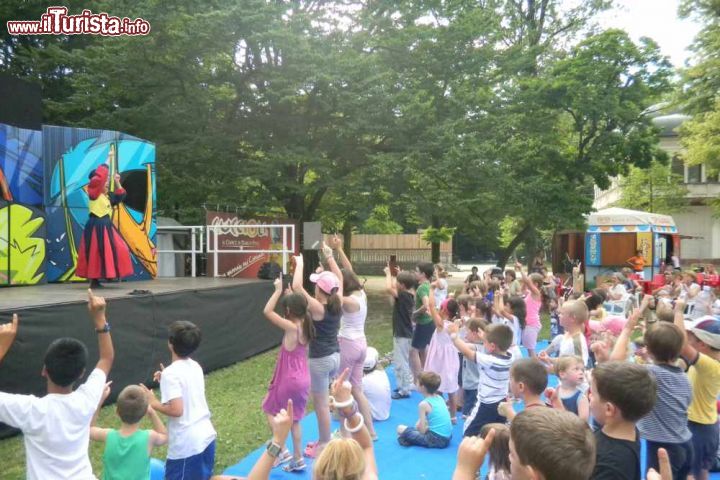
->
[342,220,353,262]
[431,215,441,264]
[497,224,533,269]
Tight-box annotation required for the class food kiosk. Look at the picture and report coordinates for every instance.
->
[583,208,679,288]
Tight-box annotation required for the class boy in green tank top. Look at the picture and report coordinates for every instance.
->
[90,384,168,480]
[410,262,436,383]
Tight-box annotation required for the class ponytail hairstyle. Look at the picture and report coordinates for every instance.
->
[443,298,460,320]
[341,268,363,296]
[508,295,527,329]
[475,299,491,321]
[326,288,343,316]
[282,292,315,342]
[583,290,605,311]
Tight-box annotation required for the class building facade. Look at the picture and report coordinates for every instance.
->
[592,106,720,264]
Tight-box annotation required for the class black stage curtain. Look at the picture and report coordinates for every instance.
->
[0,281,281,438]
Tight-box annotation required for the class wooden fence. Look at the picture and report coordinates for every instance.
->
[323,234,453,275]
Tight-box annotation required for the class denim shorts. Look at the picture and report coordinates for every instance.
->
[412,322,435,350]
[689,420,719,475]
[462,389,478,416]
[464,400,504,437]
[308,352,340,393]
[646,439,693,480]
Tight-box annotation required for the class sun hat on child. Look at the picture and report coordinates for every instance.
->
[685,316,720,349]
[364,347,379,370]
[309,270,340,295]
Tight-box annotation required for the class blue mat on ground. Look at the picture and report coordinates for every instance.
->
[223,341,720,479]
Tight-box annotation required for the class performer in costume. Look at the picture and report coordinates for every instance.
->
[76,163,134,287]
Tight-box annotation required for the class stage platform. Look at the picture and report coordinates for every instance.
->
[0,277,281,438]
[0,277,261,311]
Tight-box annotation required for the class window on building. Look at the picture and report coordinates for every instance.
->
[687,164,702,183]
[671,156,684,179]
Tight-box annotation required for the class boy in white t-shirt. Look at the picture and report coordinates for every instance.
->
[0,290,114,480]
[142,320,216,480]
[539,300,589,369]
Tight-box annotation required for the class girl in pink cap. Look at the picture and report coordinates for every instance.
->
[292,244,344,459]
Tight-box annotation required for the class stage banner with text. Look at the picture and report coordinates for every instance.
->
[206,212,298,278]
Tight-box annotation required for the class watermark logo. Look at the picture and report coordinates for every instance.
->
[7,7,151,36]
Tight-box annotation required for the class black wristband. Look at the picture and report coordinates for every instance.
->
[95,323,111,333]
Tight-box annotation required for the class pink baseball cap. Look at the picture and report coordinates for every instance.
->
[309,271,340,295]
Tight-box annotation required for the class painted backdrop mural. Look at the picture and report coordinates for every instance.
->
[0,122,156,286]
[0,125,45,285]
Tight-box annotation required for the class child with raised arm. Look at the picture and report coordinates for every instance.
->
[260,278,311,471]
[142,320,216,480]
[385,268,416,399]
[589,361,657,480]
[291,245,344,458]
[460,318,485,418]
[424,286,461,422]
[330,235,377,440]
[515,261,542,358]
[538,299,590,369]
[90,384,168,480]
[449,322,514,437]
[396,372,453,448]
[0,289,113,480]
[609,296,693,480]
[673,299,720,480]
[498,359,549,422]
[492,290,524,359]
[411,262,436,379]
[545,356,589,422]
[0,313,18,364]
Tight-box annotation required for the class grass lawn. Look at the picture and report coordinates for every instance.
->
[0,274,549,478]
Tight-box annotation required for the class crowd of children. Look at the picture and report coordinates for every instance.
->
[1,255,719,480]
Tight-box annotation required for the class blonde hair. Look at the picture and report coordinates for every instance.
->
[554,355,584,376]
[562,300,589,324]
[314,438,366,480]
[435,263,448,278]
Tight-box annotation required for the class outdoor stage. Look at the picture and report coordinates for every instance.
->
[0,277,281,438]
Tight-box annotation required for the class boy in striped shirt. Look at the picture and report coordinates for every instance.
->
[610,298,693,479]
[449,322,515,437]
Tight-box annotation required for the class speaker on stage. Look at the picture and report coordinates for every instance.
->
[303,222,322,250]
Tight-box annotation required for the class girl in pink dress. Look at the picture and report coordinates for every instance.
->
[515,261,543,358]
[261,278,312,472]
[424,285,461,424]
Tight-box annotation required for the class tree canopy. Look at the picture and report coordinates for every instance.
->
[1,0,673,262]
[678,0,720,176]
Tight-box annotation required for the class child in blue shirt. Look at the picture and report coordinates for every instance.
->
[396,372,452,448]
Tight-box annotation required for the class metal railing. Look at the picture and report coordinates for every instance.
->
[157,224,295,278]
[206,224,296,277]
[156,226,204,277]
